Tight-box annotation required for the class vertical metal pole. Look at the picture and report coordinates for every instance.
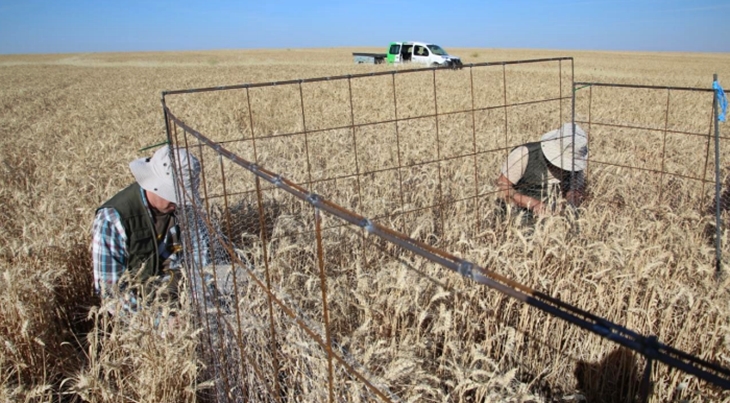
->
[161,94,172,148]
[569,60,582,234]
[559,59,563,127]
[502,63,508,152]
[571,60,577,196]
[587,85,592,175]
[392,73,406,224]
[658,90,671,204]
[347,77,364,216]
[243,87,282,401]
[171,122,219,402]
[219,155,250,399]
[314,207,335,403]
[348,77,366,335]
[469,66,481,233]
[255,176,283,401]
[299,82,314,188]
[196,141,212,222]
[432,69,445,239]
[245,87,259,162]
[701,102,715,209]
[714,73,723,275]
[182,129,234,403]
[165,109,206,398]
[196,140,236,401]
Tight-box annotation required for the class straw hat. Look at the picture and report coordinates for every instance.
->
[540,123,589,171]
[129,146,200,205]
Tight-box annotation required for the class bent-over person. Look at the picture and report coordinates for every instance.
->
[91,146,205,314]
[497,123,588,219]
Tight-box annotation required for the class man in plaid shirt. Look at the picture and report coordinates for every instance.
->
[91,146,206,313]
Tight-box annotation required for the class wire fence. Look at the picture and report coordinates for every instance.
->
[161,58,730,402]
[572,81,727,272]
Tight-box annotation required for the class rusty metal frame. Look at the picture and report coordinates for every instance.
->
[160,61,730,402]
[164,108,730,392]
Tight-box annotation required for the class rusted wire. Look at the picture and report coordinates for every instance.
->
[314,207,335,403]
[254,175,283,402]
[658,89,671,201]
[432,68,446,236]
[392,73,406,223]
[165,107,730,391]
[468,66,481,233]
[219,155,252,399]
[161,63,730,401]
[208,95,572,149]
[574,119,725,140]
[182,129,236,403]
[163,57,575,96]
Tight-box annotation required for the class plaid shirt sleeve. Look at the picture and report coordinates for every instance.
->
[91,208,128,297]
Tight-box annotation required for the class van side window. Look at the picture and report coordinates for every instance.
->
[389,44,400,54]
[414,45,428,56]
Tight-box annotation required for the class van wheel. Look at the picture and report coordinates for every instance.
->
[431,62,440,67]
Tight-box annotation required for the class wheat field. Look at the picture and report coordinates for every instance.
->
[1,48,730,403]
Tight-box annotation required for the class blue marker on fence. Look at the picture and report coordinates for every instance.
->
[714,80,727,122]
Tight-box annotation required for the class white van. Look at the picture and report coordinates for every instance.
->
[386,41,462,67]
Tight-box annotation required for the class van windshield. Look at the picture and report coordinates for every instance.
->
[427,45,447,56]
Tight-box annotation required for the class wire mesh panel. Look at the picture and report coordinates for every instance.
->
[163,61,730,402]
[573,83,722,259]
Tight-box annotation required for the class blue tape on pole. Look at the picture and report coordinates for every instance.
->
[714,80,727,122]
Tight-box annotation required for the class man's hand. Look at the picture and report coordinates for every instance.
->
[532,201,550,216]
[497,174,546,214]
[565,189,585,208]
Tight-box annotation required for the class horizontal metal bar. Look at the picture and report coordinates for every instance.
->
[211,95,571,146]
[166,107,730,390]
[590,160,712,183]
[576,120,725,139]
[575,82,715,93]
[163,57,574,96]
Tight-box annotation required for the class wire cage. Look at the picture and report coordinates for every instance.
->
[161,59,730,402]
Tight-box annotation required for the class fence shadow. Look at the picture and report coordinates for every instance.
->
[574,347,642,403]
[164,64,729,402]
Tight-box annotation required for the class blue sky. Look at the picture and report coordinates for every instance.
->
[0,0,728,54]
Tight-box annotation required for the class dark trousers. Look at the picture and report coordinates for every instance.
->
[494,199,537,226]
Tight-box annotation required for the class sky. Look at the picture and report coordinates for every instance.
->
[0,0,728,54]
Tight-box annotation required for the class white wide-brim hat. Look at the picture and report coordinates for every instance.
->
[540,123,589,172]
[129,146,200,205]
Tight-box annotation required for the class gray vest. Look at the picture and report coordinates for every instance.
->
[514,142,552,201]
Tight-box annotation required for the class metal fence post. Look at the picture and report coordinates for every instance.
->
[714,73,723,276]
[162,62,730,401]
[314,206,335,403]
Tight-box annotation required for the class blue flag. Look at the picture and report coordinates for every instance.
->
[714,80,727,123]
